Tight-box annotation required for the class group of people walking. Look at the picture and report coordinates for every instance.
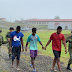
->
[0,26,72,72]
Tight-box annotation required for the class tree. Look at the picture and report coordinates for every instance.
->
[54,16,60,19]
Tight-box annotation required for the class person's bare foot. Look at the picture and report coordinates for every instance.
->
[51,68,57,72]
[11,64,14,68]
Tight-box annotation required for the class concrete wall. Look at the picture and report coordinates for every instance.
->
[48,22,72,30]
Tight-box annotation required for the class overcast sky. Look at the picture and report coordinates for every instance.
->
[0,0,72,21]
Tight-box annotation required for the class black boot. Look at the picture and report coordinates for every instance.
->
[67,64,72,70]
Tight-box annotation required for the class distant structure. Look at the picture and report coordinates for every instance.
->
[0,18,6,21]
[21,26,31,31]
[23,19,72,30]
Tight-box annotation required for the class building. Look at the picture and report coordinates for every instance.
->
[24,19,49,25]
[23,19,72,30]
[0,18,6,21]
[21,26,31,31]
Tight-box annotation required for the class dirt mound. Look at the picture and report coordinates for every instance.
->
[0,45,72,72]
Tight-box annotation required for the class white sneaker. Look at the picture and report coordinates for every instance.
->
[30,64,33,68]
[16,67,20,71]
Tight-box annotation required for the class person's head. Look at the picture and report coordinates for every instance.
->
[16,26,21,33]
[9,27,14,32]
[32,28,37,35]
[0,30,2,34]
[57,26,62,34]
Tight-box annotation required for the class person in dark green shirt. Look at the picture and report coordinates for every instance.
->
[5,27,14,58]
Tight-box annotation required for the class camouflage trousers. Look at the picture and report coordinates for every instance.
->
[8,47,12,55]
[7,44,12,55]
[0,46,1,61]
[68,49,72,64]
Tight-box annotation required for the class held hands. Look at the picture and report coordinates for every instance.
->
[42,46,47,50]
[25,47,27,51]
[42,46,44,50]
[44,46,47,50]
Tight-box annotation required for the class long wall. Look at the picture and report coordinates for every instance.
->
[48,22,72,30]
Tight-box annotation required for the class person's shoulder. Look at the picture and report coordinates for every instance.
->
[7,32,10,34]
[51,33,56,35]
[12,31,15,33]
[10,31,15,34]
[60,33,64,36]
[19,31,22,33]
[28,34,32,37]
[19,32,24,34]
[36,34,39,37]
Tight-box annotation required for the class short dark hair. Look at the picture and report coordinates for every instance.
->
[16,26,21,30]
[57,26,62,30]
[32,28,37,32]
[9,27,14,30]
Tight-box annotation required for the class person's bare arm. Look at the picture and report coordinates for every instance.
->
[25,42,29,51]
[63,40,67,54]
[21,38,24,52]
[39,41,44,50]
[45,40,51,50]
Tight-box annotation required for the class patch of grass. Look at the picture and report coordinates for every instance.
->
[0,70,8,72]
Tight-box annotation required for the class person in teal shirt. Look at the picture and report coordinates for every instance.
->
[25,28,44,72]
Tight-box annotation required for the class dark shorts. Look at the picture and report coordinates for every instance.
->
[30,50,37,57]
[12,46,21,61]
[53,50,61,59]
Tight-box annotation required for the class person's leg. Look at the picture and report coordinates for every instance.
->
[34,50,37,60]
[30,50,34,65]
[0,46,2,61]
[56,51,62,72]
[52,58,57,70]
[12,48,15,66]
[16,60,19,67]
[67,52,72,70]
[16,46,21,68]
[52,50,57,70]
[8,47,11,58]
[30,50,36,71]
[31,57,35,69]
[57,58,62,72]
[34,57,36,60]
